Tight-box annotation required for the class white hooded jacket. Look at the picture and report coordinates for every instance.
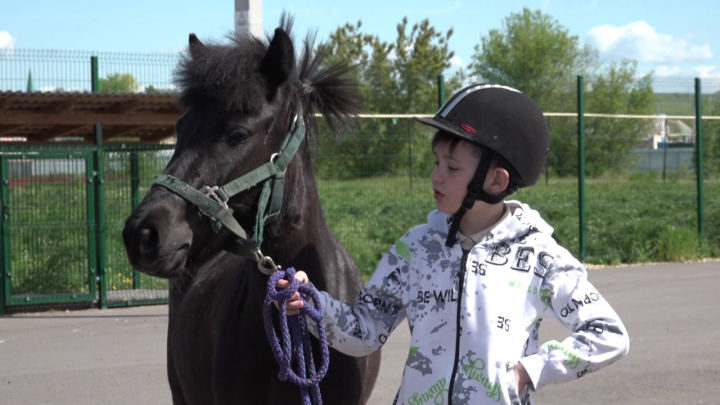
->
[313,201,629,405]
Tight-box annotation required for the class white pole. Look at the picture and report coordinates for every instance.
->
[235,0,263,38]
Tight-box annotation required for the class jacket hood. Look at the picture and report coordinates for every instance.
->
[427,200,554,247]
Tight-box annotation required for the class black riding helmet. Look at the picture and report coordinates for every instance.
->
[414,83,550,247]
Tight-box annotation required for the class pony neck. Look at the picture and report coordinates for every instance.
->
[256,144,337,289]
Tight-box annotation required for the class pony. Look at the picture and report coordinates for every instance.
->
[122,16,381,404]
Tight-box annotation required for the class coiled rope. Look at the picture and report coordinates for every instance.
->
[264,267,330,405]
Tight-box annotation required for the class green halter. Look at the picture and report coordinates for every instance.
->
[153,110,307,274]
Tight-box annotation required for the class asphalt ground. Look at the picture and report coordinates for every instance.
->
[0,261,718,405]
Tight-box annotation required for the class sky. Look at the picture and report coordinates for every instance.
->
[2,0,720,89]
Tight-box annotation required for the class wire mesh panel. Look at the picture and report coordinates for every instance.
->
[0,49,92,92]
[1,152,96,305]
[314,117,435,280]
[701,79,720,256]
[0,49,179,93]
[104,146,173,306]
[314,115,582,279]
[96,51,179,93]
[582,77,701,264]
[515,115,580,258]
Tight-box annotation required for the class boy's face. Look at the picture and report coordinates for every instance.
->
[431,139,481,214]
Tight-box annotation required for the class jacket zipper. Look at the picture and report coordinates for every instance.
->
[447,249,469,405]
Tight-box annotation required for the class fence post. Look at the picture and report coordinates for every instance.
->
[408,131,413,190]
[92,55,108,309]
[94,123,108,309]
[91,56,99,92]
[695,78,705,241]
[130,152,142,289]
[663,122,668,182]
[577,76,586,262]
[0,158,7,315]
[546,121,551,186]
[438,74,445,109]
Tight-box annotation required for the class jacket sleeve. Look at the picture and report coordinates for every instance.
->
[308,242,409,357]
[519,248,630,391]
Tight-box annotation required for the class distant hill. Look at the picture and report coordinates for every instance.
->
[653,92,719,116]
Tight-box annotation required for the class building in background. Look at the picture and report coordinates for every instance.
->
[235,0,262,38]
[640,114,694,149]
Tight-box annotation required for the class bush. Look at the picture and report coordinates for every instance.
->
[655,227,701,262]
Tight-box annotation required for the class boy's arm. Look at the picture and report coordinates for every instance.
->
[308,243,408,357]
[519,257,629,391]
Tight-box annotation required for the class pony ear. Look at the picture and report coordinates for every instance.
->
[188,34,204,59]
[260,28,295,96]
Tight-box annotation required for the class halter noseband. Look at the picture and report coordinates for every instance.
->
[152,108,307,275]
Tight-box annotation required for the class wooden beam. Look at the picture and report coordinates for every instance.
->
[36,125,87,141]
[0,140,94,146]
[41,99,76,114]
[0,99,9,111]
[108,100,140,114]
[0,112,180,127]
[145,127,176,141]
[104,125,144,139]
[0,125,22,135]
[0,92,177,104]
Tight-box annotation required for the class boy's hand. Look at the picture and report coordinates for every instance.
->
[514,361,531,395]
[275,271,309,316]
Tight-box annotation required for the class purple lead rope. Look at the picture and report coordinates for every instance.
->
[264,267,330,405]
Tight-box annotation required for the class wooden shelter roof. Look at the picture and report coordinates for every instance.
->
[0,91,183,144]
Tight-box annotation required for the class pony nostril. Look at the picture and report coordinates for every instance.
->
[139,227,159,256]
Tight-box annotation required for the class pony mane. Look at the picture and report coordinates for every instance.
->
[173,13,360,146]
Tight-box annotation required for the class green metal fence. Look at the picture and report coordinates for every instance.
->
[2,48,719,313]
[103,146,173,307]
[0,49,177,92]
[0,143,173,314]
[313,74,720,275]
[1,149,96,306]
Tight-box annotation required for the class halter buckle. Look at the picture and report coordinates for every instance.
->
[202,185,230,212]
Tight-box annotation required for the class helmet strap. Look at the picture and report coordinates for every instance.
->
[445,150,507,248]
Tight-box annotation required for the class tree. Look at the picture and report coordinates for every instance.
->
[470,8,655,177]
[144,85,176,93]
[314,21,396,177]
[393,18,454,115]
[469,8,597,112]
[99,73,140,93]
[315,18,456,178]
[584,61,655,176]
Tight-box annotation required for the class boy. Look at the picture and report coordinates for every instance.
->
[278,84,629,405]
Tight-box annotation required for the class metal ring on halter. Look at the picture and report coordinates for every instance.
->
[270,153,287,175]
[258,254,280,275]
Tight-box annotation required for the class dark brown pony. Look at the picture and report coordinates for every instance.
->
[122,17,380,405]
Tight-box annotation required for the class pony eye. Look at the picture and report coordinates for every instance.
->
[228,129,249,144]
